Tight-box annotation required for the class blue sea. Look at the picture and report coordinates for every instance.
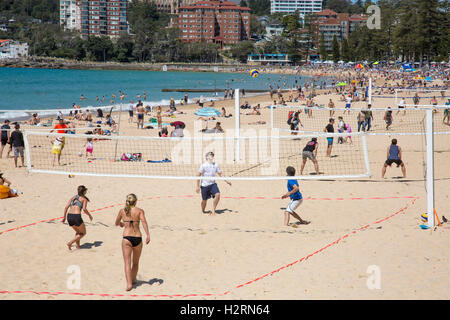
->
[0,67,330,119]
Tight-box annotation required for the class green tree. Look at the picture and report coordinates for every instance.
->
[340,38,350,62]
[247,0,270,16]
[229,41,255,63]
[332,35,340,62]
[319,33,327,60]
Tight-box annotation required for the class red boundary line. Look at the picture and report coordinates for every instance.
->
[0,195,419,236]
[0,197,417,298]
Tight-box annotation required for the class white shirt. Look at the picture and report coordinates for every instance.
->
[199,161,222,187]
[346,97,352,104]
[128,104,133,111]
[398,99,405,107]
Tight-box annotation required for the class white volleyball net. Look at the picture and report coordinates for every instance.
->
[24,131,371,180]
[271,106,450,135]
[395,88,450,106]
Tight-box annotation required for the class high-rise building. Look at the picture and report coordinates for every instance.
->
[60,0,82,31]
[178,1,250,46]
[313,9,367,50]
[60,0,128,38]
[270,0,323,15]
[151,0,198,14]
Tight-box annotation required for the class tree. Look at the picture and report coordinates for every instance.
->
[247,0,270,16]
[340,38,350,62]
[332,35,340,62]
[229,41,255,63]
[319,33,327,60]
[86,36,114,62]
[240,0,248,7]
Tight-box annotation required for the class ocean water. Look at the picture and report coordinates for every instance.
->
[0,67,329,119]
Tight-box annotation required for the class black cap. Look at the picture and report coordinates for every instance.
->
[4,119,10,123]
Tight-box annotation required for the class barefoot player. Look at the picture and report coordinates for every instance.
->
[196,151,231,215]
[281,166,310,227]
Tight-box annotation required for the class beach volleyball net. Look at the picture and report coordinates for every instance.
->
[23,131,371,180]
[394,88,450,106]
[270,106,450,135]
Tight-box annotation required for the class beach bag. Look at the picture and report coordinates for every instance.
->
[121,153,142,162]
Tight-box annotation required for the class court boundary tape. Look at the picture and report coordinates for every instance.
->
[0,195,419,236]
[0,197,418,298]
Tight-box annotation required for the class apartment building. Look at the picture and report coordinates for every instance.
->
[60,0,128,38]
[314,9,367,50]
[179,1,250,46]
[270,0,323,15]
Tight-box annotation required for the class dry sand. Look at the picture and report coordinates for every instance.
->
[0,85,449,300]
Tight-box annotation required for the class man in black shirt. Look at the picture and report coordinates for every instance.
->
[9,123,25,168]
[323,118,335,157]
[1,119,11,159]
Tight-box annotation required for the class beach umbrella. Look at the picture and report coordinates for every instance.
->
[194,107,221,117]
[372,61,379,65]
[355,63,364,69]
[337,82,348,86]
[425,76,432,81]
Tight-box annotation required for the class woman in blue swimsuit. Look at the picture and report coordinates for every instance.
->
[115,194,150,291]
[63,185,93,250]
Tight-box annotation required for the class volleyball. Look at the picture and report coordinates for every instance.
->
[421,212,428,222]
[250,69,259,78]
[78,152,83,157]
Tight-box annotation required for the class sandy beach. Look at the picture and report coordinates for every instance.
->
[1,76,449,300]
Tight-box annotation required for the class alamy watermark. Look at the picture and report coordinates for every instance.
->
[66,265,81,290]
[366,5,381,30]
[366,265,381,290]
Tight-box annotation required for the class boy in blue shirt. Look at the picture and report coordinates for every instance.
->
[281,166,310,227]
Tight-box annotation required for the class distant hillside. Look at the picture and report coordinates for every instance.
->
[0,0,59,23]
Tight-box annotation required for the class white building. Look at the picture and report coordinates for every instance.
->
[265,23,284,40]
[0,40,29,59]
[270,0,323,15]
[60,0,81,31]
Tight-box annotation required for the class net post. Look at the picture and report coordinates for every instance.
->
[270,104,274,131]
[361,133,371,177]
[235,88,240,161]
[369,78,372,105]
[23,131,32,172]
[113,103,122,161]
[426,108,435,228]
[394,88,398,105]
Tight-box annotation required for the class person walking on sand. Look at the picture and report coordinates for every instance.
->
[62,185,93,250]
[1,119,12,159]
[115,194,150,291]
[136,102,145,129]
[300,138,319,175]
[323,118,335,157]
[281,166,310,227]
[381,139,406,178]
[196,151,231,216]
[9,123,25,168]
[384,107,393,130]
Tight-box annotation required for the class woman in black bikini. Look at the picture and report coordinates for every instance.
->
[115,194,150,291]
[62,185,93,250]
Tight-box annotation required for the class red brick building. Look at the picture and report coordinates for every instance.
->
[178,1,250,46]
[313,9,367,50]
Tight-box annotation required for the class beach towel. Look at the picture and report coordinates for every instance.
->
[147,158,172,163]
[121,153,142,162]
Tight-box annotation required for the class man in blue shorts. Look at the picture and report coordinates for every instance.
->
[323,118,335,157]
[196,151,232,215]
[281,166,310,227]
[344,94,352,115]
